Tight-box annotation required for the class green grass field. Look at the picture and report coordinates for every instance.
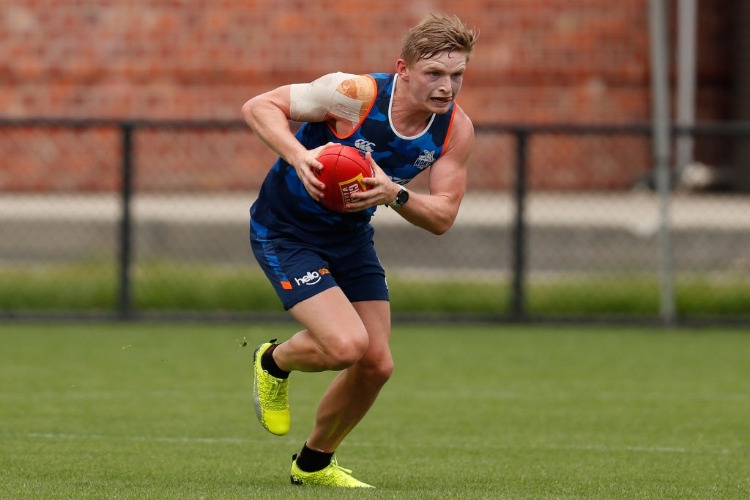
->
[1,323,748,499]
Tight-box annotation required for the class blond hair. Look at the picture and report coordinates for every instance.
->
[400,13,479,65]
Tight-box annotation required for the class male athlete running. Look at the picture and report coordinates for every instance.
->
[242,13,478,488]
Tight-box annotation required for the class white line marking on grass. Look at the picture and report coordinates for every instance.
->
[541,443,734,455]
[10,433,743,457]
[346,440,741,456]
[407,389,750,402]
[11,432,299,446]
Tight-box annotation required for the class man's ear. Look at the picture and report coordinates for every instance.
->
[395,59,409,81]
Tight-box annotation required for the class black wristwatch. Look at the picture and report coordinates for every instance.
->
[388,185,409,208]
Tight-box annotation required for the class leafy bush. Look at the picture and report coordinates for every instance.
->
[1,261,748,319]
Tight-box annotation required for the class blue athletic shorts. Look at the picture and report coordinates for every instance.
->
[250,220,389,310]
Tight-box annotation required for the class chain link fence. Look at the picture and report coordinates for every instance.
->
[1,119,748,324]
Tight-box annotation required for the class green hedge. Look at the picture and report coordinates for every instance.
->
[1,260,748,318]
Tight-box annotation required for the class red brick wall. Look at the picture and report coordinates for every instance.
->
[0,1,736,191]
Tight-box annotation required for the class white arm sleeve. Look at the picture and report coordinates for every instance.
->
[289,72,364,123]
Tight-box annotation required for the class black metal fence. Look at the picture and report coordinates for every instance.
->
[1,118,749,324]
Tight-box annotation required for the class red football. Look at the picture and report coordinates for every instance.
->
[314,144,373,213]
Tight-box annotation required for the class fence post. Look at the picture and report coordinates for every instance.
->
[117,123,134,320]
[649,0,677,325]
[510,128,529,321]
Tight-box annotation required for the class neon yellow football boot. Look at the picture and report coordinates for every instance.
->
[290,454,375,488]
[252,339,290,436]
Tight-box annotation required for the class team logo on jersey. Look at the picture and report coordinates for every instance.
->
[355,139,375,155]
[414,150,436,170]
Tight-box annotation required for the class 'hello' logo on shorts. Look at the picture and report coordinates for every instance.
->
[293,268,330,287]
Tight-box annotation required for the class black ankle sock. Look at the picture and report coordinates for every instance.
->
[295,443,334,473]
[261,343,290,379]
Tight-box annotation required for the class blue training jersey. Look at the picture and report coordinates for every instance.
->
[250,72,456,242]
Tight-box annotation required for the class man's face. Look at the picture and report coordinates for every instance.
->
[401,51,469,114]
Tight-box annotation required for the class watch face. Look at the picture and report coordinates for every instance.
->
[396,189,409,205]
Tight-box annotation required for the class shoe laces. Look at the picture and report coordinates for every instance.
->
[328,457,353,476]
[262,372,289,410]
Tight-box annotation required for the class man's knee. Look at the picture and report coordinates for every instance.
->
[355,352,394,386]
[372,357,394,385]
[320,331,369,370]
